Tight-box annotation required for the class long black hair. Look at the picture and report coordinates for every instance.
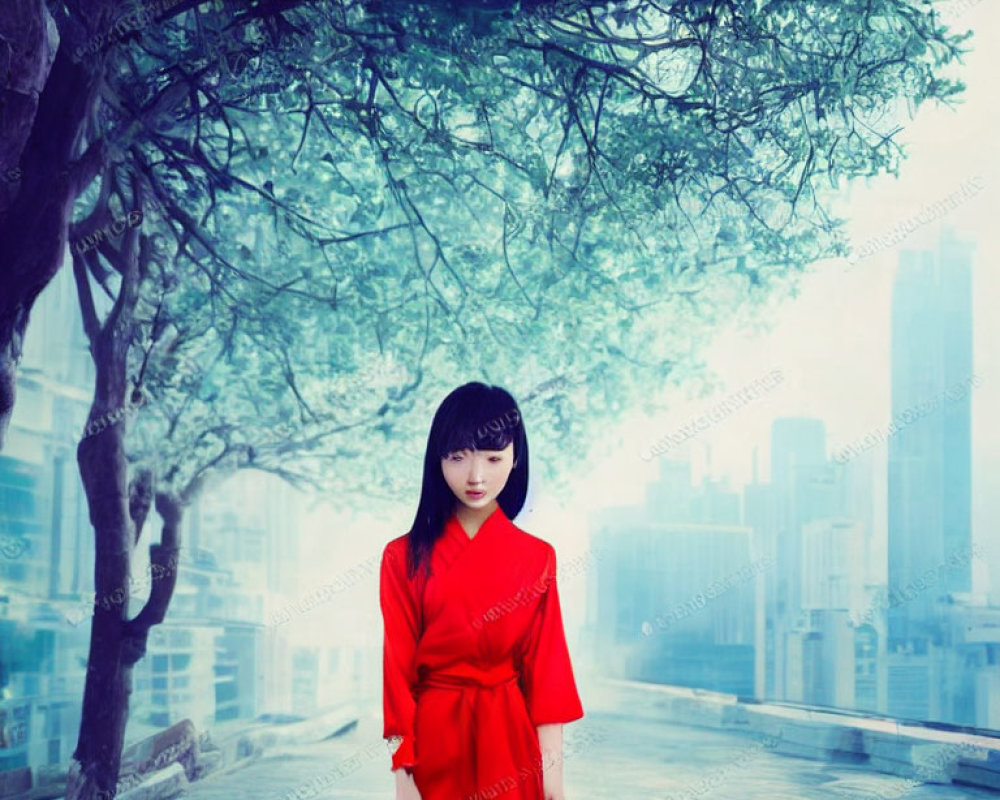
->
[405,382,529,580]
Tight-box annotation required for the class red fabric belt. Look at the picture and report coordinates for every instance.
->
[415,662,519,693]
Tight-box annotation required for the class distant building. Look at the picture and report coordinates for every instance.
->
[752,418,842,701]
[138,623,221,730]
[801,519,865,613]
[771,418,831,615]
[742,450,777,699]
[589,459,765,696]
[175,472,305,719]
[0,266,95,771]
[131,546,271,728]
[853,624,880,713]
[795,518,865,708]
[887,231,976,722]
[942,602,1000,729]
[888,230,974,651]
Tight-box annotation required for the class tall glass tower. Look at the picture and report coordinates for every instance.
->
[887,229,974,654]
[767,417,834,699]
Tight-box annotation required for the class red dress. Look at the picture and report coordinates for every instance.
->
[380,504,584,800]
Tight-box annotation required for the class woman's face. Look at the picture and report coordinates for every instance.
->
[441,441,516,510]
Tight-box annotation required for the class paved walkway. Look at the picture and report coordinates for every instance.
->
[178,707,999,799]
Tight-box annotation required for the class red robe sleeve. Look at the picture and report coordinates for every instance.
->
[518,543,585,726]
[379,541,419,772]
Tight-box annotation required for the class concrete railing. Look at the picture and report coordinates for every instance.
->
[584,676,1000,791]
[0,702,358,800]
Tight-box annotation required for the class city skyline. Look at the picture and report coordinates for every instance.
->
[572,0,999,615]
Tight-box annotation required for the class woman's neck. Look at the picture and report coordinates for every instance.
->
[453,499,499,539]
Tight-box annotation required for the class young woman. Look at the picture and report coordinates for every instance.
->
[380,382,584,800]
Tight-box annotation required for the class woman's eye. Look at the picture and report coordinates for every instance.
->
[489,457,501,462]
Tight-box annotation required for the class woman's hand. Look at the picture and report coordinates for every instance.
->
[537,723,565,800]
[542,754,566,800]
[394,767,422,800]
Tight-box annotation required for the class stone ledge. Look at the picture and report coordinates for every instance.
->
[212,702,358,769]
[584,677,1000,791]
[0,702,358,800]
[117,764,188,800]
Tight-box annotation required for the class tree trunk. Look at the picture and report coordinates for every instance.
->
[66,365,134,799]
[65,192,180,798]
[0,0,105,449]
[67,419,182,800]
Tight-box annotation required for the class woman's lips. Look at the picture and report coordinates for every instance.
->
[465,490,485,498]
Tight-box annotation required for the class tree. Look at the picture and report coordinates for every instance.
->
[0,0,969,446]
[64,177,410,799]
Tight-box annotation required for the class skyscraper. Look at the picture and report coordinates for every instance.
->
[766,417,836,698]
[887,229,974,653]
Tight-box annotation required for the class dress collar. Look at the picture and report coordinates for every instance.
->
[444,503,508,542]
